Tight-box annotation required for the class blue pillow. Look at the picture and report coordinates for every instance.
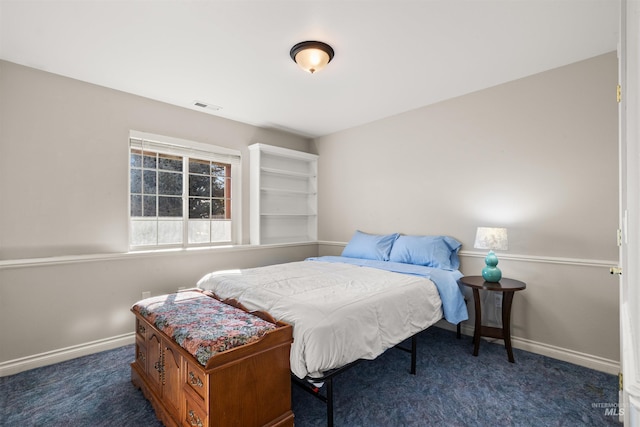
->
[341,230,399,261]
[388,235,462,270]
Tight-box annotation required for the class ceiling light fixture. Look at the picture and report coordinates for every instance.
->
[290,41,334,74]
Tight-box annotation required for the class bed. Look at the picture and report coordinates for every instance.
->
[197,231,468,425]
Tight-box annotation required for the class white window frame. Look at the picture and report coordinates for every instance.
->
[128,131,241,250]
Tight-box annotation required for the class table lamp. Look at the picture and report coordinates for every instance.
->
[474,227,508,282]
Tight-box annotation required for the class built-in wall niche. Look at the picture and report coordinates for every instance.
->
[249,143,318,245]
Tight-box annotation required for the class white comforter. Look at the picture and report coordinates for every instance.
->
[197,260,443,379]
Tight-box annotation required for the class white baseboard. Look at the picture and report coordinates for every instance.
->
[0,333,135,377]
[437,322,619,375]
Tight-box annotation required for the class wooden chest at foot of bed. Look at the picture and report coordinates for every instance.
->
[130,290,294,427]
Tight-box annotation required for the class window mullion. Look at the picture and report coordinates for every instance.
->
[155,152,160,246]
[182,156,189,248]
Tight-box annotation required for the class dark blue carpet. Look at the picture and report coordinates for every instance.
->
[0,327,619,426]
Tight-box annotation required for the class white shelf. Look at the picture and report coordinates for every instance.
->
[261,167,316,179]
[260,187,316,196]
[258,235,315,245]
[260,213,318,217]
[249,144,318,245]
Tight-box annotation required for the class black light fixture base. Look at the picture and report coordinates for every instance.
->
[289,41,335,63]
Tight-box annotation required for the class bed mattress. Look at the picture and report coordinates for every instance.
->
[197,260,443,379]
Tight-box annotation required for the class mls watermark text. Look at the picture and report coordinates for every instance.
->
[592,402,624,416]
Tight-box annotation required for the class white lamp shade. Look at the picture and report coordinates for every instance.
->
[474,227,508,251]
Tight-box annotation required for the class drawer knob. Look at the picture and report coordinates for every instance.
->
[189,371,203,388]
[188,409,204,427]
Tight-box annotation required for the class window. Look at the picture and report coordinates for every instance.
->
[129,132,240,249]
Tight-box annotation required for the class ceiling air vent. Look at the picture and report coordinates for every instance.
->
[192,101,222,111]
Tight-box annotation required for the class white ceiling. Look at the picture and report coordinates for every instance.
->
[0,0,619,138]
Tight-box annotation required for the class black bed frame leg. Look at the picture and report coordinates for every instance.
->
[327,377,334,427]
[410,335,417,375]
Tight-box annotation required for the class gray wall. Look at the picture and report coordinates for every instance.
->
[0,60,311,259]
[0,244,317,366]
[314,52,620,370]
[0,60,315,370]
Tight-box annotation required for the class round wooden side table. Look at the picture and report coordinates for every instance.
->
[458,276,526,363]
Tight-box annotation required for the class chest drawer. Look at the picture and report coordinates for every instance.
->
[136,317,147,339]
[183,394,208,427]
[185,360,208,402]
[134,337,147,373]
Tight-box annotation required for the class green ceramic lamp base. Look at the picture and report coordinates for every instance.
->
[482,250,502,282]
